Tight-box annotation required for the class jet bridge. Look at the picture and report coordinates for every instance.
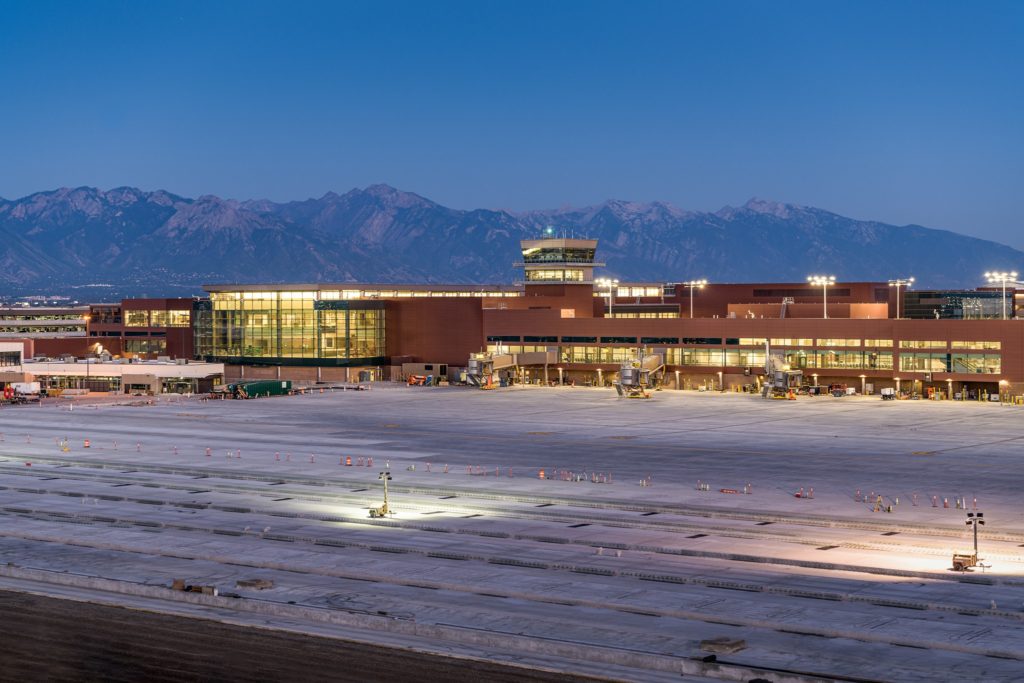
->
[613,350,664,399]
[761,341,802,399]
[466,350,556,389]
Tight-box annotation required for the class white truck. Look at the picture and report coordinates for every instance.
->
[8,382,42,403]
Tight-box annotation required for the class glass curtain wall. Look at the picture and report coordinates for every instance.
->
[208,292,384,363]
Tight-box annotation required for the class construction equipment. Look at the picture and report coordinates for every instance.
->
[407,375,427,386]
[779,296,794,319]
[954,511,986,571]
[761,341,801,399]
[952,552,978,572]
[368,471,392,518]
[613,350,664,399]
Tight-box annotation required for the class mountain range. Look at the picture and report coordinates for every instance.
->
[0,184,1018,297]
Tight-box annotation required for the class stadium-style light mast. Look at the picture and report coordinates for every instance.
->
[807,275,836,319]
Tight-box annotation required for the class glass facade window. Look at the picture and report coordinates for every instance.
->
[168,310,191,327]
[125,339,167,355]
[951,340,1001,350]
[608,311,678,318]
[0,351,21,366]
[525,269,584,282]
[817,339,860,347]
[903,291,1006,319]
[863,339,893,347]
[783,349,812,369]
[865,351,894,370]
[616,286,662,297]
[899,340,947,349]
[725,350,766,367]
[817,350,866,368]
[124,310,149,327]
[739,338,767,346]
[207,292,384,364]
[123,309,189,328]
[899,353,949,372]
[487,345,551,354]
[950,354,1001,374]
[770,338,813,346]
[521,246,595,264]
[668,348,725,366]
[560,346,636,364]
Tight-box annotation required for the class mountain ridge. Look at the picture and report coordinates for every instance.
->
[0,184,1017,297]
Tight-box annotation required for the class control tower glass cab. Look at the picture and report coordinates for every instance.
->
[516,238,604,285]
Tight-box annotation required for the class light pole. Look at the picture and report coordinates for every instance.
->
[966,511,985,558]
[371,471,392,517]
[596,277,619,317]
[888,277,914,320]
[683,279,707,319]
[807,275,836,319]
[985,271,1019,320]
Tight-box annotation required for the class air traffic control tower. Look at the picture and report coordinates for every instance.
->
[514,236,604,317]
[515,237,603,285]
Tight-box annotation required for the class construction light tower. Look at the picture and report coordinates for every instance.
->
[967,511,985,557]
[369,471,392,518]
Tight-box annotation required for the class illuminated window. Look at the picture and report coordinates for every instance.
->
[616,286,662,297]
[951,341,1001,350]
[770,338,813,346]
[899,340,946,349]
[725,350,766,367]
[898,353,949,372]
[124,310,149,327]
[950,353,1001,373]
[526,269,584,282]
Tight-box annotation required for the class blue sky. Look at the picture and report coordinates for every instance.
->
[1,1,1021,246]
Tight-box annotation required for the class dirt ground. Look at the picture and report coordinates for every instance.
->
[0,590,609,683]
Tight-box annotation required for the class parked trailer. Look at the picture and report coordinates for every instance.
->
[226,380,293,399]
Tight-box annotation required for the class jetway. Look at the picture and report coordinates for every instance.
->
[466,350,556,389]
[613,350,664,399]
[761,341,802,399]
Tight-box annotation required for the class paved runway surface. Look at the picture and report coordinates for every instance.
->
[2,386,1024,681]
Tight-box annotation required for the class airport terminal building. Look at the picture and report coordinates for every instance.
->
[7,237,1022,396]
[177,237,1022,397]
